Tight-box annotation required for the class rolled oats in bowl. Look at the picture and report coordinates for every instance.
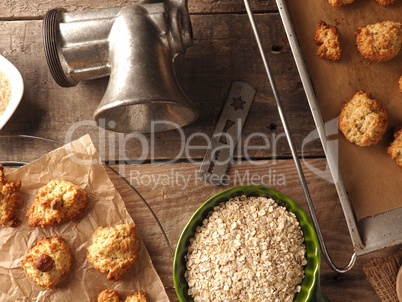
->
[173,186,323,302]
[0,54,24,131]
[185,195,307,302]
[0,70,12,118]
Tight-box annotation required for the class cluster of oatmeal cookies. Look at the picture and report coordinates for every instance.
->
[17,178,89,289]
[88,224,144,300]
[0,177,88,229]
[0,171,145,297]
[317,0,401,63]
[20,223,143,294]
[315,20,402,63]
[317,2,402,168]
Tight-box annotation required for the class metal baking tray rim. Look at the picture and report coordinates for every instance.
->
[275,0,402,256]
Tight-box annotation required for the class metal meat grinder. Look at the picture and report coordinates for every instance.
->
[42,0,198,133]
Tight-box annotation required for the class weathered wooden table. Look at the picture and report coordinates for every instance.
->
[1,0,400,301]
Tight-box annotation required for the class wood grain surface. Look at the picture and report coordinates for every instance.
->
[1,0,400,300]
[4,160,398,301]
[103,159,397,302]
[0,13,323,162]
[0,0,275,19]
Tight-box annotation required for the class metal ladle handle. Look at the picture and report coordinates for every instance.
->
[243,0,356,273]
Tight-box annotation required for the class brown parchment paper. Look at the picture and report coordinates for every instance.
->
[286,0,402,220]
[0,134,170,301]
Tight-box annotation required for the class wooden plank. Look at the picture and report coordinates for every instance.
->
[103,159,397,302]
[0,14,323,162]
[0,0,276,19]
[4,159,397,301]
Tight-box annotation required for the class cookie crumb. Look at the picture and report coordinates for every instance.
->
[98,289,121,302]
[314,21,342,61]
[375,0,395,6]
[125,292,147,302]
[97,289,147,302]
[387,128,402,168]
[399,76,402,93]
[328,0,355,6]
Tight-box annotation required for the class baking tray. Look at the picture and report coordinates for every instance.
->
[275,0,402,256]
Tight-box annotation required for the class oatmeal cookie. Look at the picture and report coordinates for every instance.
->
[399,76,402,92]
[387,127,402,168]
[125,292,147,302]
[98,289,121,302]
[355,21,402,62]
[98,289,147,302]
[328,0,355,6]
[21,236,72,289]
[375,0,395,6]
[314,21,342,61]
[26,179,87,227]
[338,91,388,146]
[0,164,21,227]
[87,224,141,281]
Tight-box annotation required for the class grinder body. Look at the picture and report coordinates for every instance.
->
[43,1,197,133]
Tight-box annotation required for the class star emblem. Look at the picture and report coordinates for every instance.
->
[230,96,246,111]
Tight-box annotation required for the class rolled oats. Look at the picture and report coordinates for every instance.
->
[0,70,11,117]
[185,195,307,302]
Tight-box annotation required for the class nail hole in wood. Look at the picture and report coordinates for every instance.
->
[268,123,277,131]
[271,44,283,53]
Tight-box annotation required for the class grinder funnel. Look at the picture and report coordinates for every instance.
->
[43,1,198,133]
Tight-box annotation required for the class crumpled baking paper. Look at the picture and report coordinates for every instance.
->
[0,134,170,301]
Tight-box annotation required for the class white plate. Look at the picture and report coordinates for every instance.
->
[0,54,23,131]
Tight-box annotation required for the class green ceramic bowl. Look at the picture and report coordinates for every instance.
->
[173,185,328,302]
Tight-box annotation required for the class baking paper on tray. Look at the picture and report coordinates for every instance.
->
[286,0,402,220]
[0,134,169,301]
